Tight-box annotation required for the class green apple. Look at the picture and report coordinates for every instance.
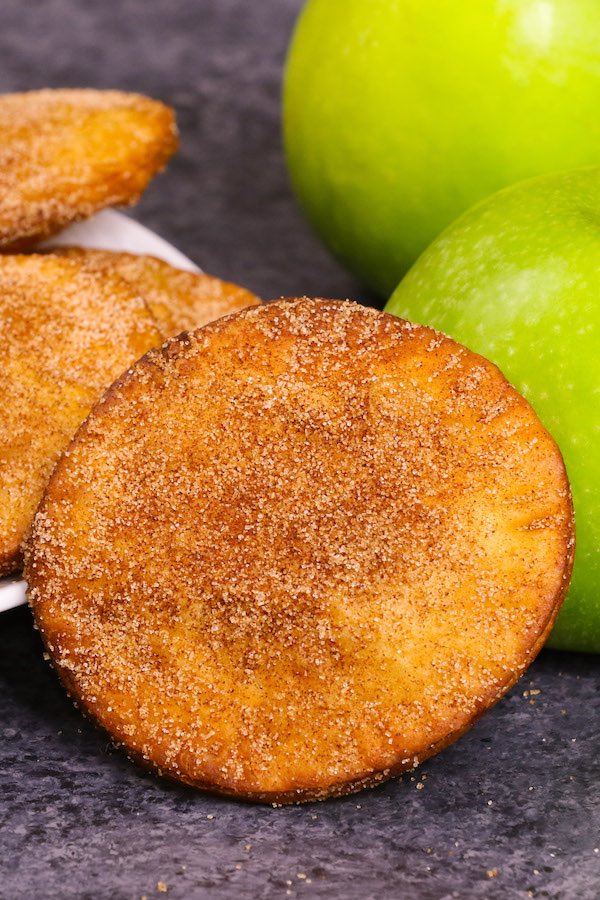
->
[284,0,600,296]
[386,167,600,652]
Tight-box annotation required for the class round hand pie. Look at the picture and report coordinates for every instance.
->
[50,247,261,336]
[0,254,162,575]
[0,89,178,250]
[26,299,574,803]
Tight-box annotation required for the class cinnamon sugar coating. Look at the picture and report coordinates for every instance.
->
[0,89,178,250]
[0,254,162,574]
[50,247,261,336]
[26,299,574,803]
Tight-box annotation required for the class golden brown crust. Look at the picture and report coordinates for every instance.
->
[0,253,162,575]
[48,247,261,336]
[0,89,178,250]
[26,298,574,803]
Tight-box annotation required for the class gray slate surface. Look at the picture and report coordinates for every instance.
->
[0,2,599,897]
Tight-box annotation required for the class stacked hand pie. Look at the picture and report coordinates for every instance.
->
[0,88,177,249]
[0,89,260,576]
[1,90,575,804]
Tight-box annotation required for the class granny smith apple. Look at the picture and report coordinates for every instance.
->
[284,0,600,296]
[386,167,600,652]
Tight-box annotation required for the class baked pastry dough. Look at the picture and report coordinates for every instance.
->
[26,299,574,802]
[51,247,260,336]
[0,89,177,250]
[0,254,161,574]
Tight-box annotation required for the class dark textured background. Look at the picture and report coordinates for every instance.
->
[1,2,598,898]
